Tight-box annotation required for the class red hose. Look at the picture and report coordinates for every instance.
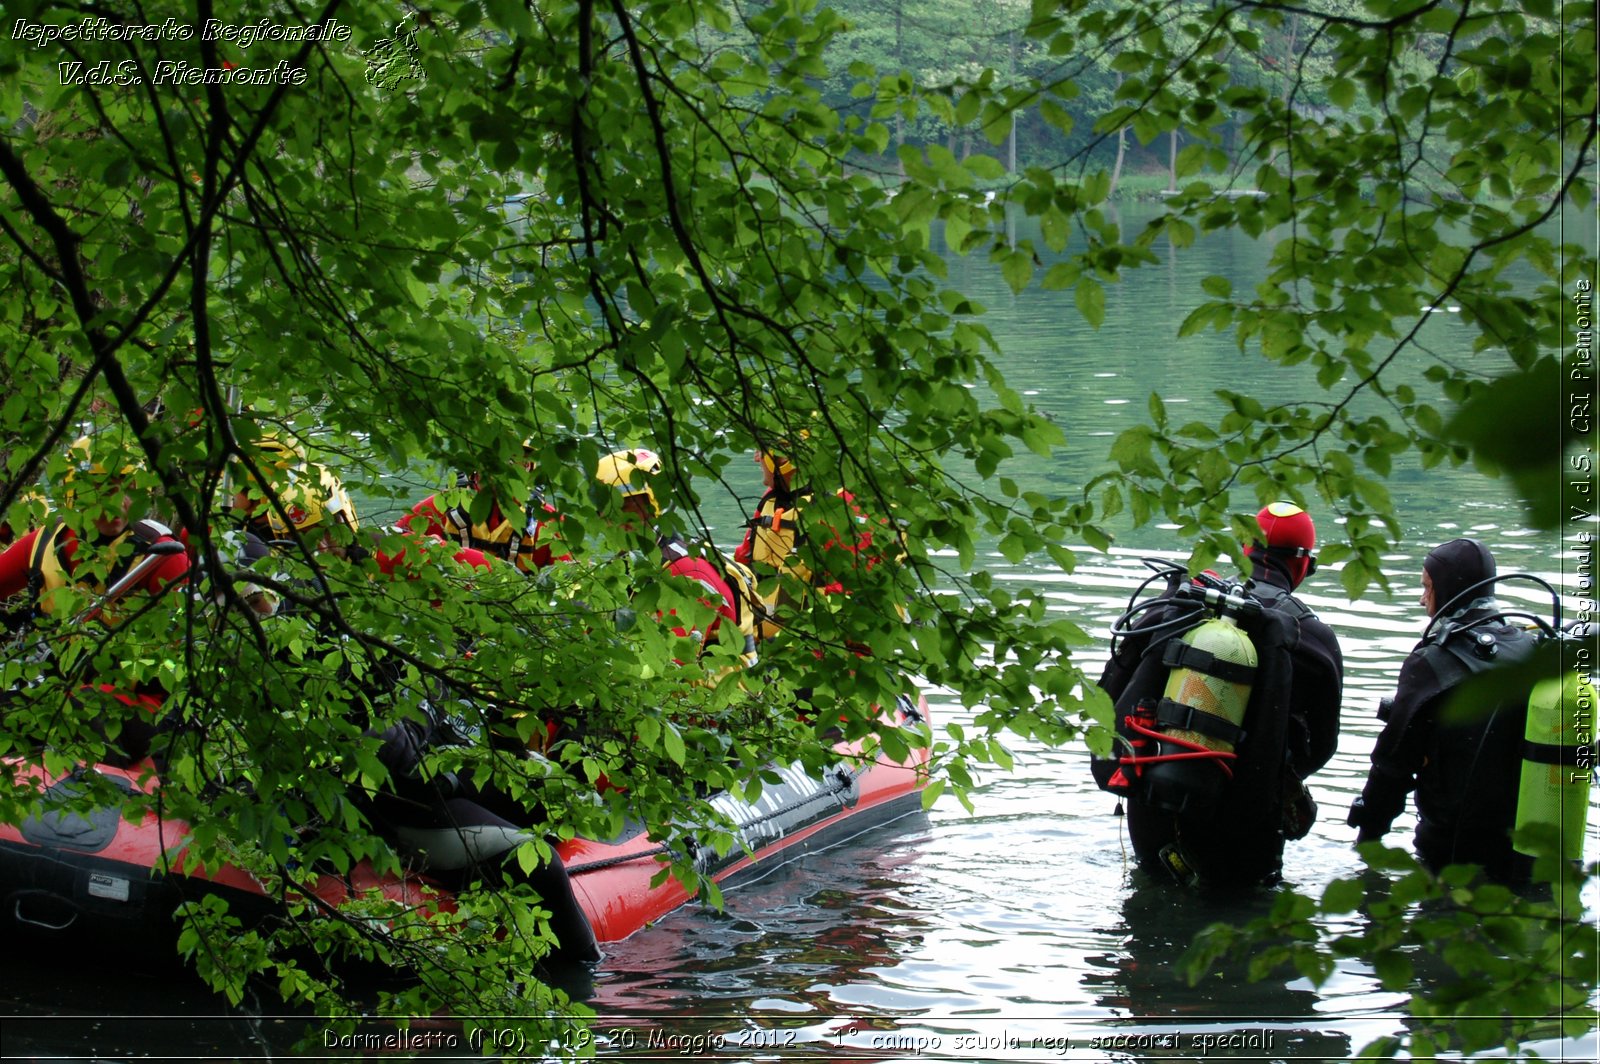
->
[1122,719,1235,778]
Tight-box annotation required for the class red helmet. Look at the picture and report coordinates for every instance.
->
[1252,501,1317,587]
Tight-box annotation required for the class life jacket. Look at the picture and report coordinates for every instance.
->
[717,557,767,650]
[27,518,173,621]
[440,489,556,573]
[739,484,813,581]
[1093,579,1301,865]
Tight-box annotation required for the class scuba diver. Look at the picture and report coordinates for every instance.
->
[361,698,602,965]
[1348,538,1567,884]
[1093,502,1344,888]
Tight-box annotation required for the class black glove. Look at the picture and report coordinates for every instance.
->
[1347,796,1389,843]
[1281,776,1317,841]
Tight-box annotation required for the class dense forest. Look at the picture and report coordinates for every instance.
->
[799,0,1466,193]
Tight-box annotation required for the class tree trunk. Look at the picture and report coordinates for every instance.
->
[1006,27,1019,173]
[1108,73,1127,195]
[1283,14,1299,103]
[1168,129,1179,192]
[895,0,905,177]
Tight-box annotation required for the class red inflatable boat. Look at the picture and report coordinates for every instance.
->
[562,693,931,942]
[0,695,929,957]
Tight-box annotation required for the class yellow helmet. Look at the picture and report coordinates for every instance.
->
[262,464,359,537]
[253,433,304,471]
[758,429,809,478]
[1,490,50,546]
[65,435,140,480]
[595,448,662,519]
[60,435,141,509]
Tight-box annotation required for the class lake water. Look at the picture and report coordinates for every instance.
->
[2,204,1594,1060]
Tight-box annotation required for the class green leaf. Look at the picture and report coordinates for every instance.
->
[662,722,686,767]
[1321,877,1363,913]
[1075,277,1106,328]
[1000,249,1034,294]
[964,155,1005,181]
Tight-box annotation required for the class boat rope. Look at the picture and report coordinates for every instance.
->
[566,762,867,877]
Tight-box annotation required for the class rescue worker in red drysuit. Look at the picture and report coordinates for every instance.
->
[0,438,190,765]
[400,481,565,572]
[734,440,893,646]
[400,443,566,573]
[598,448,760,672]
[1348,538,1540,885]
[735,442,886,586]
[0,470,188,619]
[1094,502,1344,887]
[230,446,490,579]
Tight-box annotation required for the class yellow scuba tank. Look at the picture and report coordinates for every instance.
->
[1141,613,1258,814]
[1514,671,1596,861]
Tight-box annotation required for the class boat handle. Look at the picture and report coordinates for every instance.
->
[13,893,79,931]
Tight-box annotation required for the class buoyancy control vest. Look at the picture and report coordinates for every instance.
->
[1409,614,1597,866]
[1094,579,1301,827]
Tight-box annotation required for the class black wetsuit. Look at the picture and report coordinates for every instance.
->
[364,711,601,962]
[1097,569,1343,887]
[1354,607,1538,883]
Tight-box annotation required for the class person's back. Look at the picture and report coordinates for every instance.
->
[1245,570,1343,785]
[595,448,760,671]
[1353,538,1542,883]
[1413,617,1538,875]
[735,443,813,582]
[1095,503,1343,888]
[401,476,563,573]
